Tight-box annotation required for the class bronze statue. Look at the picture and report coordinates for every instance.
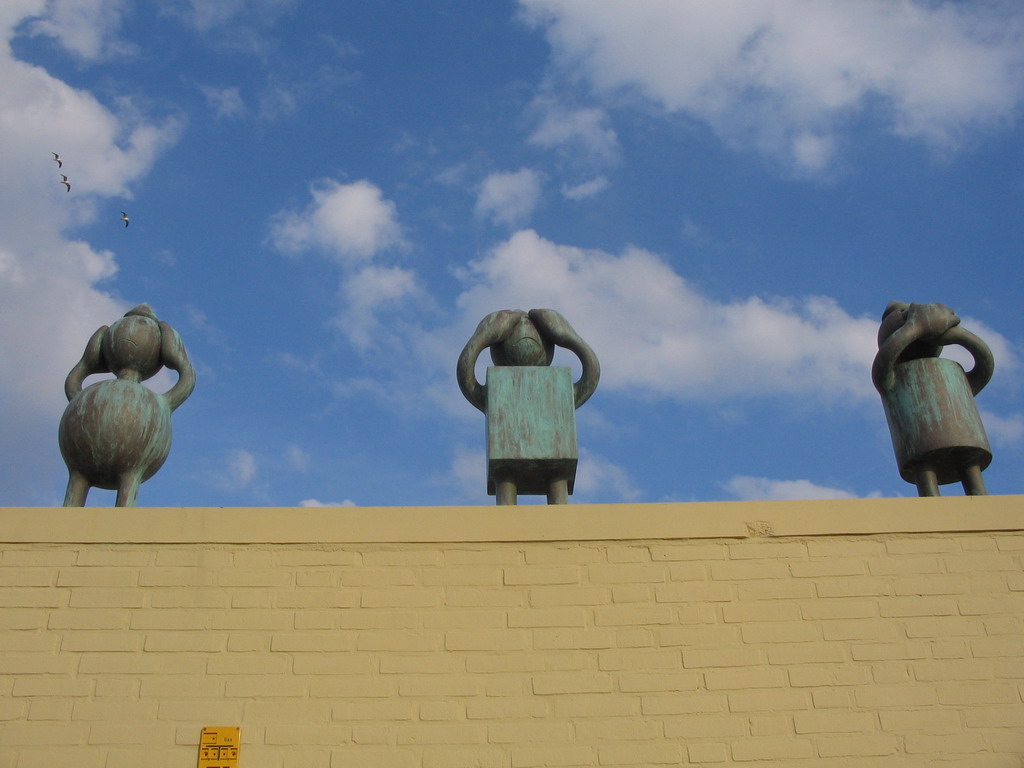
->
[457,309,599,505]
[58,304,195,506]
[872,301,994,496]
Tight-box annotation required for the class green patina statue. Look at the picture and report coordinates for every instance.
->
[59,304,195,506]
[872,301,994,497]
[457,309,599,505]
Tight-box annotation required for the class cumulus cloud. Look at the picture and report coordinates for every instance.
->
[269,179,405,262]
[519,0,1024,171]
[268,179,423,352]
[0,3,179,502]
[475,169,543,227]
[455,229,879,402]
[724,475,858,501]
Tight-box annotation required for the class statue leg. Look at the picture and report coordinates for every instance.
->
[915,467,940,497]
[115,473,141,507]
[495,477,517,506]
[547,477,568,505]
[63,472,90,507]
[961,464,987,496]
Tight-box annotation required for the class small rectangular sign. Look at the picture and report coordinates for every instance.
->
[198,726,240,768]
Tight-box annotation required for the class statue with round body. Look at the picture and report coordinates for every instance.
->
[59,304,195,507]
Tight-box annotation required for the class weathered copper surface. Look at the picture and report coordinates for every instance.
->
[457,309,599,505]
[872,301,993,496]
[58,304,195,506]
[486,366,578,497]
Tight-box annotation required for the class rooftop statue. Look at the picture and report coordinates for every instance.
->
[457,309,599,505]
[58,304,195,506]
[872,301,994,496]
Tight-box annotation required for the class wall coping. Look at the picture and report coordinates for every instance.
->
[1,496,1021,544]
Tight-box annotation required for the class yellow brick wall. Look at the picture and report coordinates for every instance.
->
[1,497,1022,767]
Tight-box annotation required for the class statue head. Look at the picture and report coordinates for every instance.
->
[100,304,163,381]
[877,301,959,362]
[489,311,554,367]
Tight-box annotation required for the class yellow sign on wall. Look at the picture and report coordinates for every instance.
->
[198,726,240,768]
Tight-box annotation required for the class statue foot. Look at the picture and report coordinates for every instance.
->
[495,478,517,506]
[961,464,988,496]
[63,473,90,507]
[915,467,940,497]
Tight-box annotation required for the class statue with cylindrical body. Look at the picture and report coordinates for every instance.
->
[872,301,994,497]
[457,309,599,505]
[59,304,195,506]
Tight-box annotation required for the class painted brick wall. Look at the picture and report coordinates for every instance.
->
[1,499,1022,767]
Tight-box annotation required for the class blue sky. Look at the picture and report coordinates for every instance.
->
[2,0,1022,507]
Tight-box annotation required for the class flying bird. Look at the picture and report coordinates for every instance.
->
[52,152,62,168]
[120,211,130,228]
[60,175,71,192]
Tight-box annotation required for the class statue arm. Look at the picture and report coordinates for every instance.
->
[528,309,600,407]
[938,325,994,395]
[64,326,109,401]
[456,311,520,412]
[159,321,196,411]
[871,322,915,394]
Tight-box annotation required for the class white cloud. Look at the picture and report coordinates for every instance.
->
[519,0,1024,171]
[561,176,610,201]
[455,229,879,402]
[161,0,297,42]
[268,179,423,351]
[338,265,420,349]
[444,446,486,502]
[573,449,640,502]
[300,498,357,507]
[201,85,246,119]
[529,100,619,164]
[206,448,262,496]
[0,4,179,503]
[725,475,858,501]
[268,179,405,262]
[226,449,258,489]
[979,410,1024,447]
[942,315,1019,379]
[257,81,298,121]
[285,444,311,472]
[19,0,135,61]
[475,169,543,227]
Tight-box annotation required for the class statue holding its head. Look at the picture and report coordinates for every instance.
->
[872,301,994,496]
[457,309,599,505]
[58,304,195,506]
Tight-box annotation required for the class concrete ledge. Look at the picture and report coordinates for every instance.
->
[1,495,1021,544]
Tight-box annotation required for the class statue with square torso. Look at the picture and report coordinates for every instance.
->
[457,309,599,505]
